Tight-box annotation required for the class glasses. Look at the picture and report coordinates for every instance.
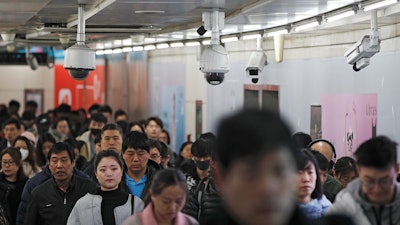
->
[150,154,161,159]
[1,160,15,166]
[361,176,393,189]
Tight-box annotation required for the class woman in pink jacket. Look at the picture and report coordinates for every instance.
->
[123,168,198,225]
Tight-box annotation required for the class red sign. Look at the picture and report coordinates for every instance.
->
[54,64,105,111]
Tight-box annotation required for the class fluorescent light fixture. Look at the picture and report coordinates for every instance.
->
[294,21,319,32]
[221,36,238,43]
[242,24,262,31]
[172,33,184,39]
[266,29,288,37]
[122,47,132,52]
[96,50,105,55]
[185,41,200,46]
[363,0,398,11]
[202,39,211,45]
[144,45,156,51]
[112,48,122,54]
[132,46,144,51]
[144,37,156,43]
[122,38,132,46]
[156,43,169,49]
[96,43,104,49]
[170,42,184,48]
[104,42,112,48]
[104,49,113,54]
[326,10,355,23]
[242,33,262,40]
[113,40,122,46]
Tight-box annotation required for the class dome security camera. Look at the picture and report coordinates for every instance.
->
[199,44,230,85]
[63,44,95,80]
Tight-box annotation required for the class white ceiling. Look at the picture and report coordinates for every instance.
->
[0,0,399,51]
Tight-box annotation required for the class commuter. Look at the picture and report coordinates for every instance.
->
[292,132,312,149]
[20,111,37,139]
[185,137,211,190]
[8,100,20,119]
[0,205,9,225]
[34,133,56,168]
[12,136,41,178]
[175,141,193,170]
[159,141,172,168]
[98,104,113,123]
[123,168,198,225]
[204,109,315,225]
[144,116,163,140]
[24,101,38,116]
[129,121,145,133]
[115,109,128,122]
[121,131,161,199]
[35,113,52,136]
[84,123,124,182]
[0,147,28,225]
[147,139,162,165]
[332,156,358,188]
[77,112,107,160]
[159,129,178,167]
[327,136,400,225]
[81,133,101,171]
[64,138,87,171]
[296,149,331,219]
[88,103,101,115]
[160,129,170,145]
[24,142,97,225]
[308,139,342,203]
[183,132,222,224]
[0,118,22,150]
[67,150,144,225]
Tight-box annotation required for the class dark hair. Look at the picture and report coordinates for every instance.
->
[128,121,145,133]
[13,136,39,173]
[191,137,212,158]
[179,141,193,154]
[94,150,124,172]
[8,100,20,108]
[1,147,27,180]
[3,117,21,130]
[123,131,149,153]
[333,156,357,177]
[36,133,56,167]
[52,116,71,131]
[198,132,217,161]
[114,109,127,121]
[21,111,36,121]
[144,168,187,205]
[217,109,296,171]
[25,100,38,108]
[94,133,101,144]
[292,132,312,149]
[310,150,330,171]
[90,112,107,124]
[159,141,170,158]
[147,139,161,152]
[145,116,163,129]
[63,138,79,151]
[88,104,100,114]
[161,129,170,145]
[101,123,123,136]
[48,142,75,162]
[296,149,323,200]
[98,104,113,115]
[354,135,397,168]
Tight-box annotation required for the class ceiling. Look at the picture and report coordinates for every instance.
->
[0,0,400,52]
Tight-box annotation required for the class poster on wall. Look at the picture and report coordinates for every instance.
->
[320,93,377,158]
[54,65,105,111]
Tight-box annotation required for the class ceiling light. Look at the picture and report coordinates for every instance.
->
[104,49,113,54]
[134,10,165,14]
[242,34,262,40]
[326,10,355,23]
[221,36,238,43]
[156,43,169,49]
[96,50,105,55]
[144,45,156,51]
[266,29,288,37]
[104,42,112,48]
[363,0,398,11]
[293,21,320,32]
[170,42,184,48]
[132,46,144,51]
[1,33,16,41]
[122,47,132,52]
[122,38,132,46]
[112,48,122,54]
[202,39,211,45]
[185,41,200,46]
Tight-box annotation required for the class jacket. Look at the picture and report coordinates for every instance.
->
[76,130,92,160]
[123,203,198,225]
[16,166,89,225]
[298,194,332,219]
[0,173,27,225]
[67,192,144,225]
[24,175,97,225]
[326,178,400,225]
[182,175,222,224]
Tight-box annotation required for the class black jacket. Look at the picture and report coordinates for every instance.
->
[183,175,222,224]
[0,173,27,225]
[24,175,97,225]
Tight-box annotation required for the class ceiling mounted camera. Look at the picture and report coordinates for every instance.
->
[245,37,267,84]
[63,4,95,80]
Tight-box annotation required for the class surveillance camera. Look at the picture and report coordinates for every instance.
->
[245,51,267,83]
[63,43,95,80]
[344,34,380,71]
[26,54,39,71]
[199,44,230,85]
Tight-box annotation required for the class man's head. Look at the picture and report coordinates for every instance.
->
[216,109,297,225]
[98,105,113,122]
[48,142,75,183]
[89,113,107,137]
[147,139,162,164]
[159,129,170,145]
[310,150,330,184]
[114,109,128,122]
[355,136,398,204]
[8,100,20,115]
[144,116,163,140]
[3,118,21,144]
[308,139,336,170]
[100,123,123,154]
[122,131,150,176]
[191,137,212,171]
[291,132,312,149]
[25,100,38,114]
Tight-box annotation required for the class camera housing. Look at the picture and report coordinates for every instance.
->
[199,44,230,85]
[245,51,267,83]
[344,34,380,71]
[63,44,95,80]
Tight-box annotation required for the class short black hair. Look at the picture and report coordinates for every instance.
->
[333,156,357,176]
[48,142,75,162]
[25,100,38,108]
[3,117,21,130]
[98,104,113,114]
[88,104,100,114]
[147,139,162,152]
[145,116,163,129]
[354,135,397,169]
[94,150,123,172]
[114,109,127,120]
[101,123,123,136]
[90,112,107,124]
[296,149,323,200]
[292,132,312,149]
[217,109,295,171]
[122,131,149,153]
[310,150,330,171]
[8,100,20,108]
[191,136,213,158]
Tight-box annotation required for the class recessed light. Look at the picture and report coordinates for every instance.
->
[134,10,165,14]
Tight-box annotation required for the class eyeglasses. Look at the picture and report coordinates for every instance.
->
[1,160,15,166]
[361,176,393,189]
[150,154,161,159]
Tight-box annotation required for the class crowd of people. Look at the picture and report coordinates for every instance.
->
[0,99,397,225]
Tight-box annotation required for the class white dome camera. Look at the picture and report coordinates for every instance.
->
[199,44,230,85]
[63,44,95,80]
